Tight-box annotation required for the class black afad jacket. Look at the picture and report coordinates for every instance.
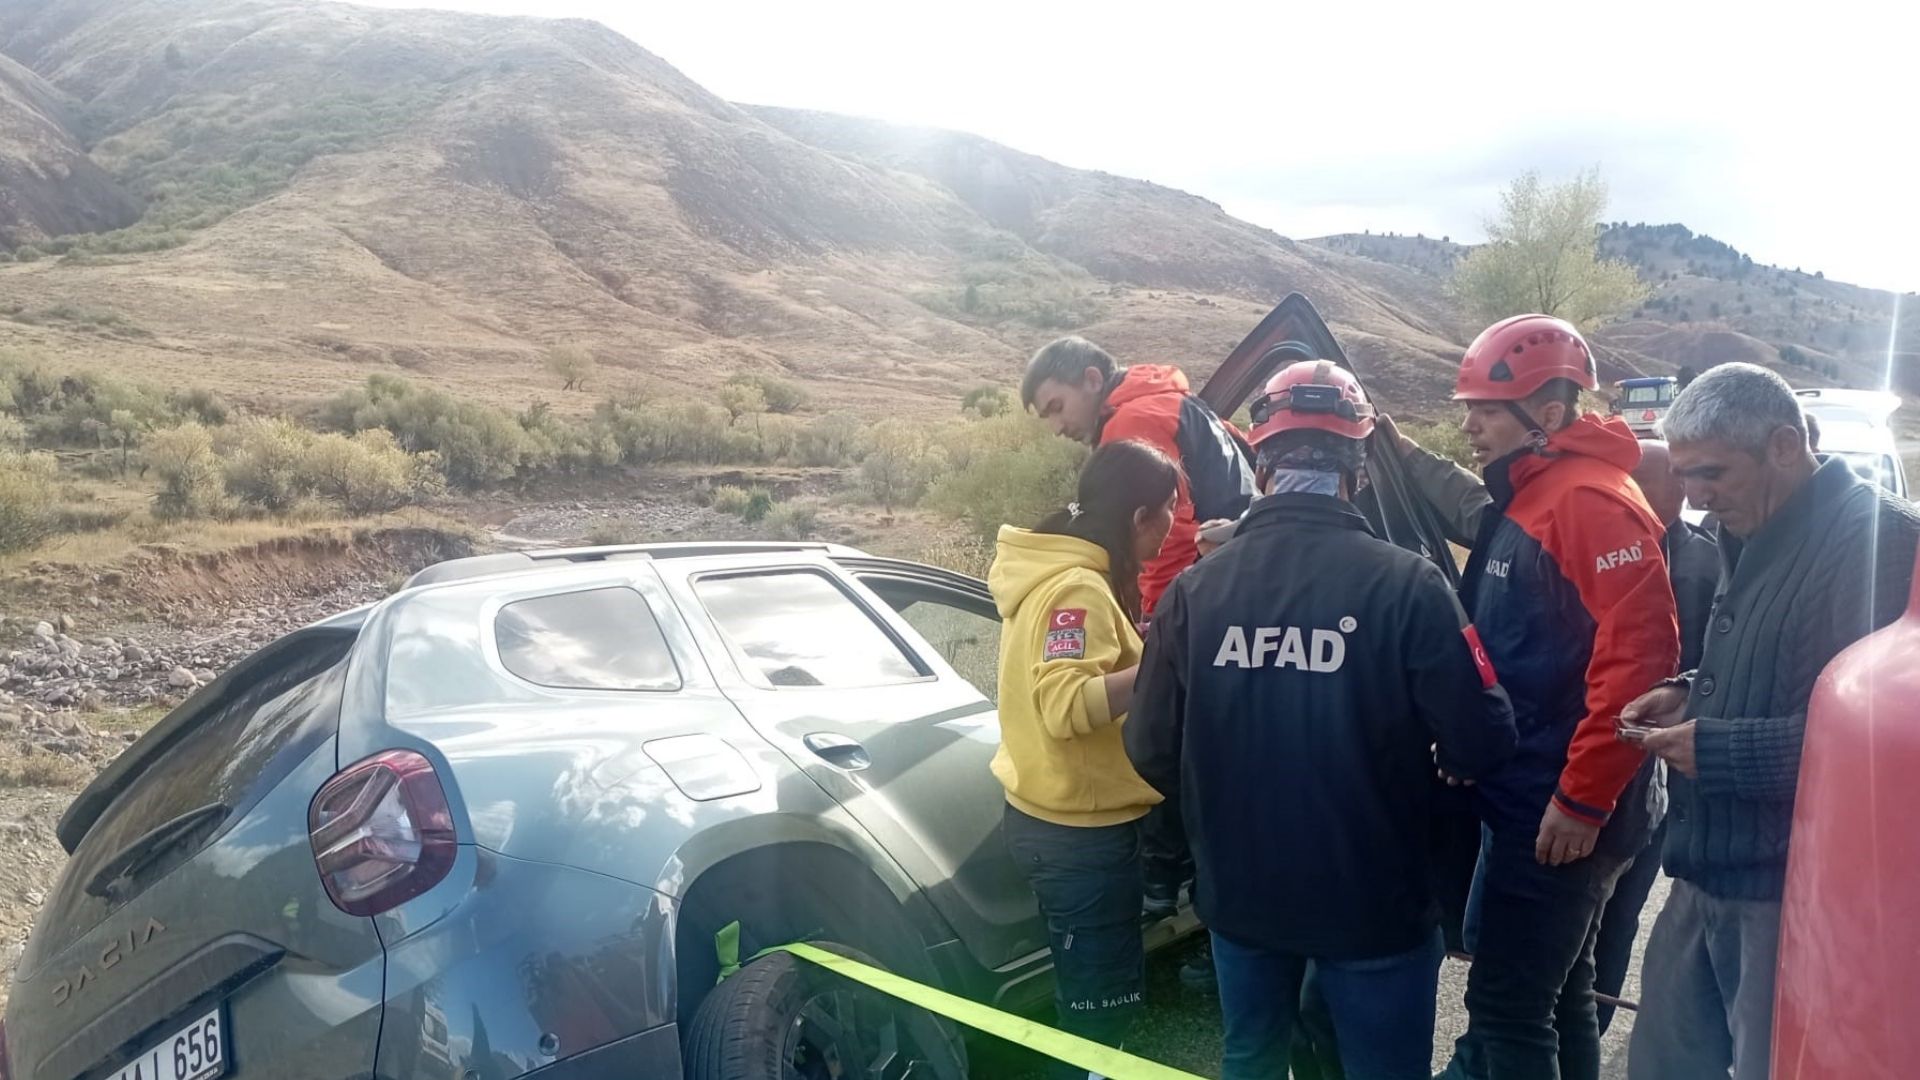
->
[1126,493,1518,959]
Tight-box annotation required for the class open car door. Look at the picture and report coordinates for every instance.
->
[1197,292,1461,585]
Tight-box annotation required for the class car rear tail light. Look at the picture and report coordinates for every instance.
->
[309,750,456,916]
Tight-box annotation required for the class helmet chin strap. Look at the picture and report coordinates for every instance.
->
[1502,401,1550,451]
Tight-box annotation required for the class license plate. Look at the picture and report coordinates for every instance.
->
[111,1007,226,1080]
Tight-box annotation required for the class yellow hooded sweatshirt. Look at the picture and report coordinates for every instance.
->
[987,525,1163,828]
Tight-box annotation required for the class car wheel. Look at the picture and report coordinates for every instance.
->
[683,944,966,1080]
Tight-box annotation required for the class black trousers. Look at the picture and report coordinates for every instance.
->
[1003,804,1146,1080]
[1593,820,1666,1034]
[1452,829,1627,1080]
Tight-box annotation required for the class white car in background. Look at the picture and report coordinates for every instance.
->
[1795,388,1908,498]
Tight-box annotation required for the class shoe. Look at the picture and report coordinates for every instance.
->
[1178,940,1216,994]
[1142,880,1179,920]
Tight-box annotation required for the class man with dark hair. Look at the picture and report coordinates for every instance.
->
[1127,360,1516,1080]
[1392,314,1680,1080]
[1022,336,1255,619]
[1623,363,1920,1080]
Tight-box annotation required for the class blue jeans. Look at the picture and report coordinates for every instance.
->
[1211,928,1444,1080]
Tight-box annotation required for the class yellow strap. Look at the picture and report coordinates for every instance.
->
[773,941,1207,1080]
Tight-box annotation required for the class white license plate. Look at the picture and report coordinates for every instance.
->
[112,1008,226,1080]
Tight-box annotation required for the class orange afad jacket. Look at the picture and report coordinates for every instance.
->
[1096,365,1256,617]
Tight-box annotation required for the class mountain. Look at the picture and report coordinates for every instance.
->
[1311,226,1918,395]
[0,0,1473,420]
[0,49,135,246]
[0,0,1905,423]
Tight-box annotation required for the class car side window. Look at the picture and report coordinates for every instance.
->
[860,578,1002,703]
[695,570,925,688]
[495,586,681,691]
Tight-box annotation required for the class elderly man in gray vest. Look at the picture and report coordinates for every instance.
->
[1619,363,1919,1079]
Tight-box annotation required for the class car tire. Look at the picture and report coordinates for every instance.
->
[683,943,967,1080]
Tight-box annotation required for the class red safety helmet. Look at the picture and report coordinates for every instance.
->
[1452,314,1598,401]
[1248,359,1376,446]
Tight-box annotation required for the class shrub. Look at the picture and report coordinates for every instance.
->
[584,520,640,546]
[302,429,446,513]
[146,422,230,520]
[922,415,1084,537]
[1399,419,1476,470]
[961,385,1013,418]
[795,412,862,467]
[221,417,307,511]
[0,451,58,552]
[727,372,809,415]
[742,489,775,524]
[12,246,43,263]
[710,485,753,516]
[765,501,819,540]
[862,420,946,512]
[545,346,595,391]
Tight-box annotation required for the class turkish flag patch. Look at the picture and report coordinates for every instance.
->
[1462,625,1498,688]
[1050,609,1087,630]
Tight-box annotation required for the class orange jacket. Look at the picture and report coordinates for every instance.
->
[1097,366,1255,616]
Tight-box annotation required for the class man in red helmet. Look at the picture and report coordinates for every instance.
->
[1128,360,1516,1080]
[1391,315,1681,1080]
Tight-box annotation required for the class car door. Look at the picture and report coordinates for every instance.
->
[664,555,1043,973]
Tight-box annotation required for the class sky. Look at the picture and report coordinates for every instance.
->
[358,0,1919,293]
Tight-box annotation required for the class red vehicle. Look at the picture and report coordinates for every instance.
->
[1774,545,1920,1078]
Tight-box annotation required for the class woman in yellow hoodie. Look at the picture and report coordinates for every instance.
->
[989,439,1180,1072]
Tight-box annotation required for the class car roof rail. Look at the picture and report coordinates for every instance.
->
[400,541,864,590]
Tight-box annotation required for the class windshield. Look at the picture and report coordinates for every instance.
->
[1803,403,1878,427]
[1623,386,1673,405]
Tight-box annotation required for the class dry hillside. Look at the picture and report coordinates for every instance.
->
[0,0,1906,420]
[1313,226,1919,395]
[0,0,1474,422]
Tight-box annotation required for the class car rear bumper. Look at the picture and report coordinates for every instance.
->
[518,1024,681,1079]
[373,846,678,1080]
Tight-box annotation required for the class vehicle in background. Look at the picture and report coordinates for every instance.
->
[1611,376,1679,438]
[1795,387,1908,498]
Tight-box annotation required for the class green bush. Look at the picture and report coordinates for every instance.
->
[0,452,58,552]
[922,414,1084,537]
[1398,419,1476,470]
[12,247,43,263]
[765,501,819,540]
[795,412,863,467]
[862,420,947,512]
[710,485,754,516]
[221,417,444,514]
[146,423,231,520]
[742,489,775,524]
[726,373,810,415]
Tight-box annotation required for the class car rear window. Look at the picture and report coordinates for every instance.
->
[494,586,681,691]
[695,570,926,688]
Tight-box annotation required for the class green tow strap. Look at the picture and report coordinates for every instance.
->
[714,921,1206,1080]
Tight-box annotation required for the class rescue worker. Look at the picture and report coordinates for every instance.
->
[1022,335,1255,928]
[1021,335,1255,618]
[988,439,1180,1077]
[1390,315,1681,1080]
[1125,360,1518,1080]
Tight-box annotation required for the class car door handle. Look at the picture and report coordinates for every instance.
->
[803,732,872,771]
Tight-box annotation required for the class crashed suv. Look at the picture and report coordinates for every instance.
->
[2,295,1457,1080]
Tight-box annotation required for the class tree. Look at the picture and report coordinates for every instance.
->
[108,409,142,478]
[717,381,767,428]
[1449,168,1648,329]
[1676,365,1699,388]
[544,346,595,392]
[861,420,940,512]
